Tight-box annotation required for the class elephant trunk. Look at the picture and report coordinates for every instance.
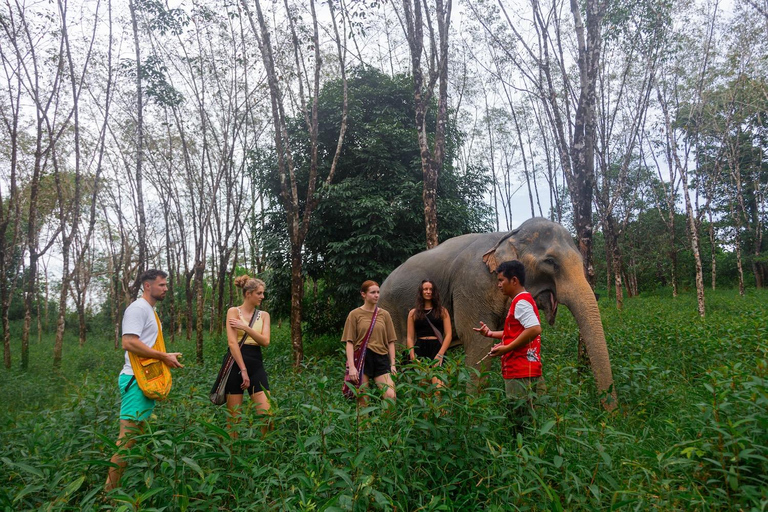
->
[558,279,617,411]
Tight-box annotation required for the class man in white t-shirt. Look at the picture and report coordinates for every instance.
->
[105,269,183,492]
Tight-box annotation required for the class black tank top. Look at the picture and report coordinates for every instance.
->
[414,308,444,338]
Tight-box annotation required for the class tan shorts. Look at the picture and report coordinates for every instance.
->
[504,376,545,401]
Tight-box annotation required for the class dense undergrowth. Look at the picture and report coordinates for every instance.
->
[1,289,767,510]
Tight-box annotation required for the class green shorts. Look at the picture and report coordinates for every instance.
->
[119,373,155,421]
[504,376,545,402]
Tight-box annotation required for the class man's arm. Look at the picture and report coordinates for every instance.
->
[473,321,503,340]
[489,325,541,357]
[122,334,183,368]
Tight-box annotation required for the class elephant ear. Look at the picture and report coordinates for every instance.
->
[482,232,519,273]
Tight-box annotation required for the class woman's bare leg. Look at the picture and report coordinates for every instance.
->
[374,373,396,404]
[250,390,272,435]
[357,374,370,408]
[226,394,244,438]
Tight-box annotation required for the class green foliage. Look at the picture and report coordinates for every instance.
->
[137,0,189,36]
[2,289,768,509]
[592,208,755,294]
[141,56,185,107]
[253,67,492,333]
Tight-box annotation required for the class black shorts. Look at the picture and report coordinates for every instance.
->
[363,350,391,379]
[226,345,270,395]
[414,338,441,360]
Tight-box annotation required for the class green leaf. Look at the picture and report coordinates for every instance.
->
[539,420,556,436]
[61,475,85,497]
[11,462,44,478]
[13,484,44,504]
[182,457,205,479]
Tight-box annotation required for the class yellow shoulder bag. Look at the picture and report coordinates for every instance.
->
[128,311,172,400]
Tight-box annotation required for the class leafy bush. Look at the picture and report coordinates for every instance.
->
[1,289,767,510]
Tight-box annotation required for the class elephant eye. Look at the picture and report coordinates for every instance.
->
[543,257,558,269]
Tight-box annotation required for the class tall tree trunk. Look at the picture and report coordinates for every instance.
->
[185,270,194,341]
[53,236,69,368]
[605,217,623,310]
[244,0,348,366]
[657,84,705,316]
[568,0,604,287]
[669,211,679,297]
[682,171,706,316]
[290,247,304,365]
[604,233,611,295]
[165,236,176,343]
[36,287,42,344]
[729,133,747,296]
[22,122,44,371]
[401,0,452,249]
[228,249,237,310]
[53,0,88,368]
[733,224,745,295]
[707,208,717,290]
[215,249,229,335]
[209,249,217,335]
[77,301,87,347]
[113,268,121,350]
[195,261,205,364]
[128,0,147,296]
[0,56,22,369]
[753,179,765,287]
[729,182,746,296]
[631,264,638,297]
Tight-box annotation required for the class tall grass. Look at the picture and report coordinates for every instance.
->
[1,289,767,510]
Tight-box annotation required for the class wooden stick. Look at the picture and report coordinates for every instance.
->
[478,351,493,364]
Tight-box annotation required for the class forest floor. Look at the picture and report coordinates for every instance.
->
[1,288,767,510]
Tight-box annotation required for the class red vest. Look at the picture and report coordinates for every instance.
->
[501,292,542,379]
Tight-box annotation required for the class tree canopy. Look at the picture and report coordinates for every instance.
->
[256,67,492,332]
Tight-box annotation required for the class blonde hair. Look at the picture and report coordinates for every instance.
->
[234,274,265,295]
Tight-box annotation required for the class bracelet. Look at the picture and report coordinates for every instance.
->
[436,354,444,359]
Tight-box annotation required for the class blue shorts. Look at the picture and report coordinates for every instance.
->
[119,373,155,421]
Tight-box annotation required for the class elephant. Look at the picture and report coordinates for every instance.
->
[379,217,616,410]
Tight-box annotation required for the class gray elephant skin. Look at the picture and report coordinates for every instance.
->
[379,217,616,409]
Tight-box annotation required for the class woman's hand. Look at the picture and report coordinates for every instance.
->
[390,364,397,375]
[240,368,251,390]
[229,318,247,330]
[434,354,444,367]
[347,366,359,384]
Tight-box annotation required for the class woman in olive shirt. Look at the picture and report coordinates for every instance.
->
[342,280,398,405]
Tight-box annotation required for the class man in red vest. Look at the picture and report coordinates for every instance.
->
[474,260,544,425]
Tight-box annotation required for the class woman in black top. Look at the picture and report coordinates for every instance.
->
[406,280,452,387]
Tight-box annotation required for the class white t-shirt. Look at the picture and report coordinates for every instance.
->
[120,297,160,376]
[513,292,541,329]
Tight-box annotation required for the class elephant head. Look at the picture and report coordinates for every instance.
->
[482,218,617,410]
